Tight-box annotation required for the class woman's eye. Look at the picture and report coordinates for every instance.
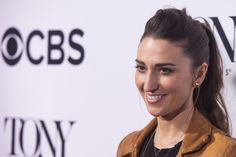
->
[135,65,146,72]
[160,68,172,74]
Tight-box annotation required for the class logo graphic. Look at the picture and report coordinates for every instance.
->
[1,28,23,65]
[1,27,85,66]
[209,16,236,63]
[4,117,76,157]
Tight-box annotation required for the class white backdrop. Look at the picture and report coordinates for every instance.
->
[0,0,236,157]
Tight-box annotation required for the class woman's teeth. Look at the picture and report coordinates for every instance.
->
[147,95,164,102]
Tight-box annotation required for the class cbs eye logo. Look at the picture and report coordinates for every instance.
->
[1,28,23,65]
[1,27,85,66]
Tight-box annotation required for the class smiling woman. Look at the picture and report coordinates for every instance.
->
[135,38,196,120]
[116,8,236,157]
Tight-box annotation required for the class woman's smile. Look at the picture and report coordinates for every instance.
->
[146,93,167,104]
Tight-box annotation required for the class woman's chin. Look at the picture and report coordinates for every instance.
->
[147,108,163,117]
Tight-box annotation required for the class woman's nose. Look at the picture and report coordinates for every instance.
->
[143,72,159,93]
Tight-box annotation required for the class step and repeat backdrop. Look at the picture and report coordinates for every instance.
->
[0,0,236,157]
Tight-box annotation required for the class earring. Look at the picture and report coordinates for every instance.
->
[193,82,200,88]
[193,82,200,105]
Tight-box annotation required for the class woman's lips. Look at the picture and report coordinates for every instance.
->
[146,94,166,104]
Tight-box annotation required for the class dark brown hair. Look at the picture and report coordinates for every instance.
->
[141,8,230,134]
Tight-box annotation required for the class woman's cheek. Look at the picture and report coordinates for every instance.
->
[160,76,180,91]
[135,72,144,91]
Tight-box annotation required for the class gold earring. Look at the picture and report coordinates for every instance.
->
[193,82,201,105]
[193,85,200,106]
[192,82,200,88]
[195,82,200,88]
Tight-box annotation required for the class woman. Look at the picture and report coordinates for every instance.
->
[117,8,236,157]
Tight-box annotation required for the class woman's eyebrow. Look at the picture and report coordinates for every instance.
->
[135,59,145,65]
[135,59,176,67]
[154,63,176,67]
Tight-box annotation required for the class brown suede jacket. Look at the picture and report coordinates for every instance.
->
[117,110,236,157]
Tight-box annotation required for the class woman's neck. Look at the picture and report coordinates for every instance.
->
[154,104,194,149]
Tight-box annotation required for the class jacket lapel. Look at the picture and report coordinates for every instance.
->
[177,109,212,156]
[121,119,157,157]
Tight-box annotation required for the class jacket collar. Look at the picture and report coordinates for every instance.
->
[132,118,157,157]
[125,109,212,157]
[178,109,211,156]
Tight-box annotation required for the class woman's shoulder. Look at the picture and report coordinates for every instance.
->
[116,119,157,157]
[211,125,236,143]
[116,131,140,157]
[209,126,236,156]
[119,131,141,146]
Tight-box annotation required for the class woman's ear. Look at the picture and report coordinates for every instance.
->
[193,62,208,87]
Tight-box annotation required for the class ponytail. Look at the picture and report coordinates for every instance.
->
[194,22,230,135]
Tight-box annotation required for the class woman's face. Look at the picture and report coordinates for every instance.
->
[135,37,195,119]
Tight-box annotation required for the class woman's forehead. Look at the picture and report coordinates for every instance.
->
[137,38,188,61]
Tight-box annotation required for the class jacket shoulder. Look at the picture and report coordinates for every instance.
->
[210,127,236,156]
[116,131,140,157]
[116,119,157,157]
[222,137,236,157]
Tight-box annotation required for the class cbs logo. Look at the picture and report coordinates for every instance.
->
[1,27,85,66]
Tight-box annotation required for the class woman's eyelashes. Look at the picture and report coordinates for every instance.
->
[135,65,146,73]
[159,67,173,75]
[135,64,174,75]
